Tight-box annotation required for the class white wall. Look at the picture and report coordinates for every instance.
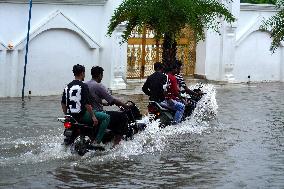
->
[197,0,239,82]
[195,40,206,77]
[204,30,223,81]
[1,1,283,97]
[0,3,104,46]
[235,4,282,82]
[199,2,283,83]
[235,31,281,82]
[99,0,127,89]
[0,1,116,97]
[18,29,95,96]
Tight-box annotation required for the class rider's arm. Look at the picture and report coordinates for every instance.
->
[85,104,98,126]
[61,89,67,114]
[142,79,151,96]
[102,101,109,106]
[61,102,67,114]
[177,74,199,96]
[113,98,129,109]
[184,86,199,96]
[83,84,98,126]
[97,84,129,109]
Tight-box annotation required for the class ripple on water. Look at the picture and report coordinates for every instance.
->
[1,82,283,188]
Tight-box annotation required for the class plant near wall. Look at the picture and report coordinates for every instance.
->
[107,0,235,68]
[260,0,284,52]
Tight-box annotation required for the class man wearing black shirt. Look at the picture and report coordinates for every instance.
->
[61,64,110,144]
[142,62,167,102]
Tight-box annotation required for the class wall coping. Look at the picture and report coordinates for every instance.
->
[13,10,101,50]
[237,3,284,48]
[0,0,108,5]
[240,3,277,12]
[0,40,7,50]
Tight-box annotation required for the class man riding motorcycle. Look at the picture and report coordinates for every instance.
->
[175,60,200,97]
[162,63,185,124]
[61,64,110,146]
[86,66,130,147]
[142,62,167,103]
[142,62,185,124]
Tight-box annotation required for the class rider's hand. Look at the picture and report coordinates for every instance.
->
[122,103,131,110]
[92,116,98,127]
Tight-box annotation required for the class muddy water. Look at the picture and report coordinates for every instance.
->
[0,82,283,189]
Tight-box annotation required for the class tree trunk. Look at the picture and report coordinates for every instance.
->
[162,33,177,71]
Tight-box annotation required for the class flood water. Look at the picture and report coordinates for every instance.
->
[0,82,283,189]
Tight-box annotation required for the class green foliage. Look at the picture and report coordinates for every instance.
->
[241,0,276,4]
[107,0,236,44]
[260,0,284,52]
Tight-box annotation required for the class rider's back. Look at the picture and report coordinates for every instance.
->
[62,80,90,122]
[142,71,167,102]
[85,79,114,112]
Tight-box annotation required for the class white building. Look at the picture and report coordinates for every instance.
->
[0,0,283,97]
[196,2,284,83]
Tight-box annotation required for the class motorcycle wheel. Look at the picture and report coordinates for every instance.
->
[71,136,90,156]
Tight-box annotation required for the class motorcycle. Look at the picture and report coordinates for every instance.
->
[58,101,146,156]
[147,88,205,127]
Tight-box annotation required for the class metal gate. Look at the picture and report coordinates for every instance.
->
[127,27,196,78]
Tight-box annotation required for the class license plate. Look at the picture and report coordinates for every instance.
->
[64,129,73,137]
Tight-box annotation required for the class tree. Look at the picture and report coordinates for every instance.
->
[260,0,284,52]
[107,0,235,68]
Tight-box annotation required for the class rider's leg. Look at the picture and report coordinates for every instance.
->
[106,111,128,146]
[94,111,110,143]
[82,111,110,143]
[172,100,185,123]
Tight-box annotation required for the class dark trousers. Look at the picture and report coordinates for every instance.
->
[106,111,128,136]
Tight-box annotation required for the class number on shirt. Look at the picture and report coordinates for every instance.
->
[67,85,82,113]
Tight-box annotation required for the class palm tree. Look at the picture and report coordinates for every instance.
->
[260,0,284,52]
[107,0,235,68]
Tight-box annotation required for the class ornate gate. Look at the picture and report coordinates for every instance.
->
[127,27,196,78]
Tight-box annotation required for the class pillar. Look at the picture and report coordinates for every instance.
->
[109,24,127,90]
[0,50,7,97]
[220,0,240,82]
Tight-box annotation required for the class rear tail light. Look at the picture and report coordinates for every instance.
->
[64,122,72,129]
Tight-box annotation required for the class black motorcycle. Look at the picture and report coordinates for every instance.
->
[58,101,146,156]
[147,88,204,127]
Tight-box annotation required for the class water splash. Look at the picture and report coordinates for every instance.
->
[85,83,219,161]
[190,83,218,124]
[0,84,218,165]
[0,134,73,166]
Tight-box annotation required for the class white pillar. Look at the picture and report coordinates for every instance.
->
[0,50,7,97]
[109,24,127,90]
[223,26,237,82]
[220,0,240,83]
[9,50,19,97]
[280,47,284,82]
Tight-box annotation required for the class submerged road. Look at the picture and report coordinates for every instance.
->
[0,82,283,189]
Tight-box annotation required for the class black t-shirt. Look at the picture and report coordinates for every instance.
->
[142,71,167,102]
[61,80,91,121]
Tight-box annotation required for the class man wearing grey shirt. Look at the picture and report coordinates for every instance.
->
[86,66,129,146]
